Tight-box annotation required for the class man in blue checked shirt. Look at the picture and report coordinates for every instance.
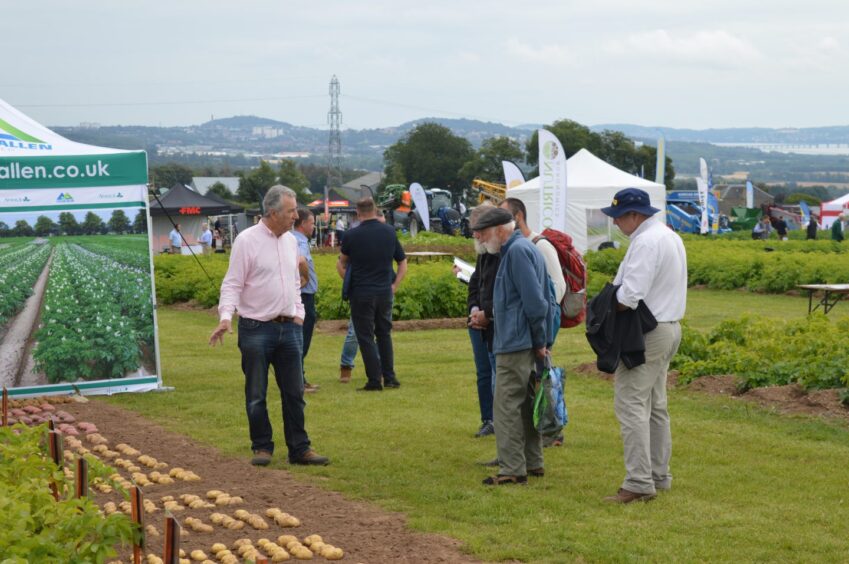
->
[293,208,320,393]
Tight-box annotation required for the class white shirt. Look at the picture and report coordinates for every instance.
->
[613,216,687,322]
[528,231,567,303]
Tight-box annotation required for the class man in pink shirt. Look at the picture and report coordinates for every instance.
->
[210,185,329,467]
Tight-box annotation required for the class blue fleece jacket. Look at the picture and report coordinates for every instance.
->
[492,231,557,354]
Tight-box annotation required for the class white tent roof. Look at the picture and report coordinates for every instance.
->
[819,191,849,228]
[507,148,666,253]
[0,98,128,156]
[821,192,849,210]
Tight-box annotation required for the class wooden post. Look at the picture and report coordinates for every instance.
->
[47,430,63,500]
[131,486,144,564]
[75,457,88,499]
[163,515,181,564]
[1,386,7,426]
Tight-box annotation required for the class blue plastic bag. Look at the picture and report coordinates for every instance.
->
[533,355,568,437]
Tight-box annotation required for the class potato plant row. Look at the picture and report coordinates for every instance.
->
[73,238,151,271]
[34,243,153,382]
[0,242,51,325]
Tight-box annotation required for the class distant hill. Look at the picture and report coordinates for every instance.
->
[591,123,849,144]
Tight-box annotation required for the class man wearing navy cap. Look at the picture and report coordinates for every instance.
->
[600,188,687,504]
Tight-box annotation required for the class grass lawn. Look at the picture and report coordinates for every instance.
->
[103,289,849,562]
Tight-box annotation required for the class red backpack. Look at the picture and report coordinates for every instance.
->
[533,229,587,328]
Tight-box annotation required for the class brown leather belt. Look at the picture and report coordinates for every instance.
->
[271,315,295,323]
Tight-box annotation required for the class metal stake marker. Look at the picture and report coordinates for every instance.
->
[47,429,63,500]
[131,486,145,564]
[1,386,7,426]
[75,457,88,498]
[163,514,181,564]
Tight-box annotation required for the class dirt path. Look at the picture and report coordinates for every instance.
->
[60,400,481,563]
[0,249,53,388]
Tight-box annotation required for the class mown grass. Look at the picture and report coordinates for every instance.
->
[102,289,849,562]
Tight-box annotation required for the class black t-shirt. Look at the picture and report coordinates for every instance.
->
[341,219,406,297]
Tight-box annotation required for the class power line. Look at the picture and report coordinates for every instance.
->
[14,94,325,109]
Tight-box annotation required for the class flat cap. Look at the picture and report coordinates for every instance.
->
[471,207,514,230]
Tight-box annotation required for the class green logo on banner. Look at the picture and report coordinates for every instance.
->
[543,141,559,160]
[56,192,74,202]
[0,119,52,150]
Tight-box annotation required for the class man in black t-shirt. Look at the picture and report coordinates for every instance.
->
[338,198,407,391]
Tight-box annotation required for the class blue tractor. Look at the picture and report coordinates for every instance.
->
[666,191,730,234]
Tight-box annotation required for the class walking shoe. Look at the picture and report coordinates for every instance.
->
[356,383,383,392]
[603,488,656,504]
[250,450,272,466]
[482,474,527,486]
[339,366,352,383]
[383,377,401,389]
[474,420,495,438]
[290,450,330,466]
[304,382,320,394]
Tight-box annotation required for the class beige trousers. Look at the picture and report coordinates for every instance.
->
[614,322,681,494]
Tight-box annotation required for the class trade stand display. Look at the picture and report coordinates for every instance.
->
[149,183,233,253]
[0,98,162,397]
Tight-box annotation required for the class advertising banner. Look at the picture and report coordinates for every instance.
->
[746,180,754,209]
[409,182,429,232]
[502,160,526,189]
[655,136,665,186]
[696,178,710,234]
[0,98,160,398]
[537,130,567,232]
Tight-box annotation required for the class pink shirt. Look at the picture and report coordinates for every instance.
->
[218,220,305,322]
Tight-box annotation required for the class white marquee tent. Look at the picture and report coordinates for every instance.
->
[506,148,667,253]
[819,192,849,229]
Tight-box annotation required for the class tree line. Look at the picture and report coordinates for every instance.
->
[0,210,147,238]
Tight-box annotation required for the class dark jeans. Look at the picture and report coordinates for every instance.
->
[301,292,317,378]
[469,328,494,422]
[238,317,310,460]
[350,293,395,387]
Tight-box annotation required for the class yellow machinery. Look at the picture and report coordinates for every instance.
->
[472,178,506,204]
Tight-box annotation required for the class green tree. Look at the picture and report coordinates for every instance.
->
[13,219,34,237]
[525,119,603,167]
[150,163,194,189]
[58,212,81,235]
[108,210,130,234]
[207,181,233,199]
[33,215,58,237]
[278,160,311,203]
[133,210,148,233]
[237,160,277,204]
[458,136,524,183]
[0,221,9,237]
[82,212,104,235]
[383,122,474,199]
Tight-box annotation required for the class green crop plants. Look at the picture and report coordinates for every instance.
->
[673,315,849,391]
[34,244,154,382]
[0,424,136,562]
[0,242,51,325]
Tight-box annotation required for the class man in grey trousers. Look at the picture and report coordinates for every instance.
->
[600,188,687,503]
[474,207,557,486]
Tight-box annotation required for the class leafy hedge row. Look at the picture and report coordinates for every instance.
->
[585,237,849,294]
[0,424,135,561]
[673,316,849,391]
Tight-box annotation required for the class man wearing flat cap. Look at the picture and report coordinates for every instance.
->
[599,188,687,503]
[473,207,558,486]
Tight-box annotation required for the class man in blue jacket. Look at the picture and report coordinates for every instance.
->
[474,207,557,486]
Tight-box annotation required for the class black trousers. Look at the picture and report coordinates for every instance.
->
[349,293,395,387]
[300,292,317,380]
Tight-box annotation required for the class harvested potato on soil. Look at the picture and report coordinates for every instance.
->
[190,550,207,561]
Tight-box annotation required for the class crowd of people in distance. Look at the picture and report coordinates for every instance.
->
[207,185,688,504]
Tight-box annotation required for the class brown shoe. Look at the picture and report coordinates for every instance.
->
[251,450,272,466]
[304,383,320,394]
[290,449,330,466]
[603,488,656,504]
[339,366,352,383]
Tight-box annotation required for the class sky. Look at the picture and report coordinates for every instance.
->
[2,0,848,130]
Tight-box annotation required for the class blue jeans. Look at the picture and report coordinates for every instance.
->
[340,319,359,368]
[350,293,395,387]
[238,317,310,460]
[301,293,316,379]
[469,328,494,422]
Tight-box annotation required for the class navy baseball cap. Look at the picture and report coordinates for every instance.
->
[601,188,660,218]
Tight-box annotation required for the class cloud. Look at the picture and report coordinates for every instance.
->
[506,37,575,66]
[605,29,763,67]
